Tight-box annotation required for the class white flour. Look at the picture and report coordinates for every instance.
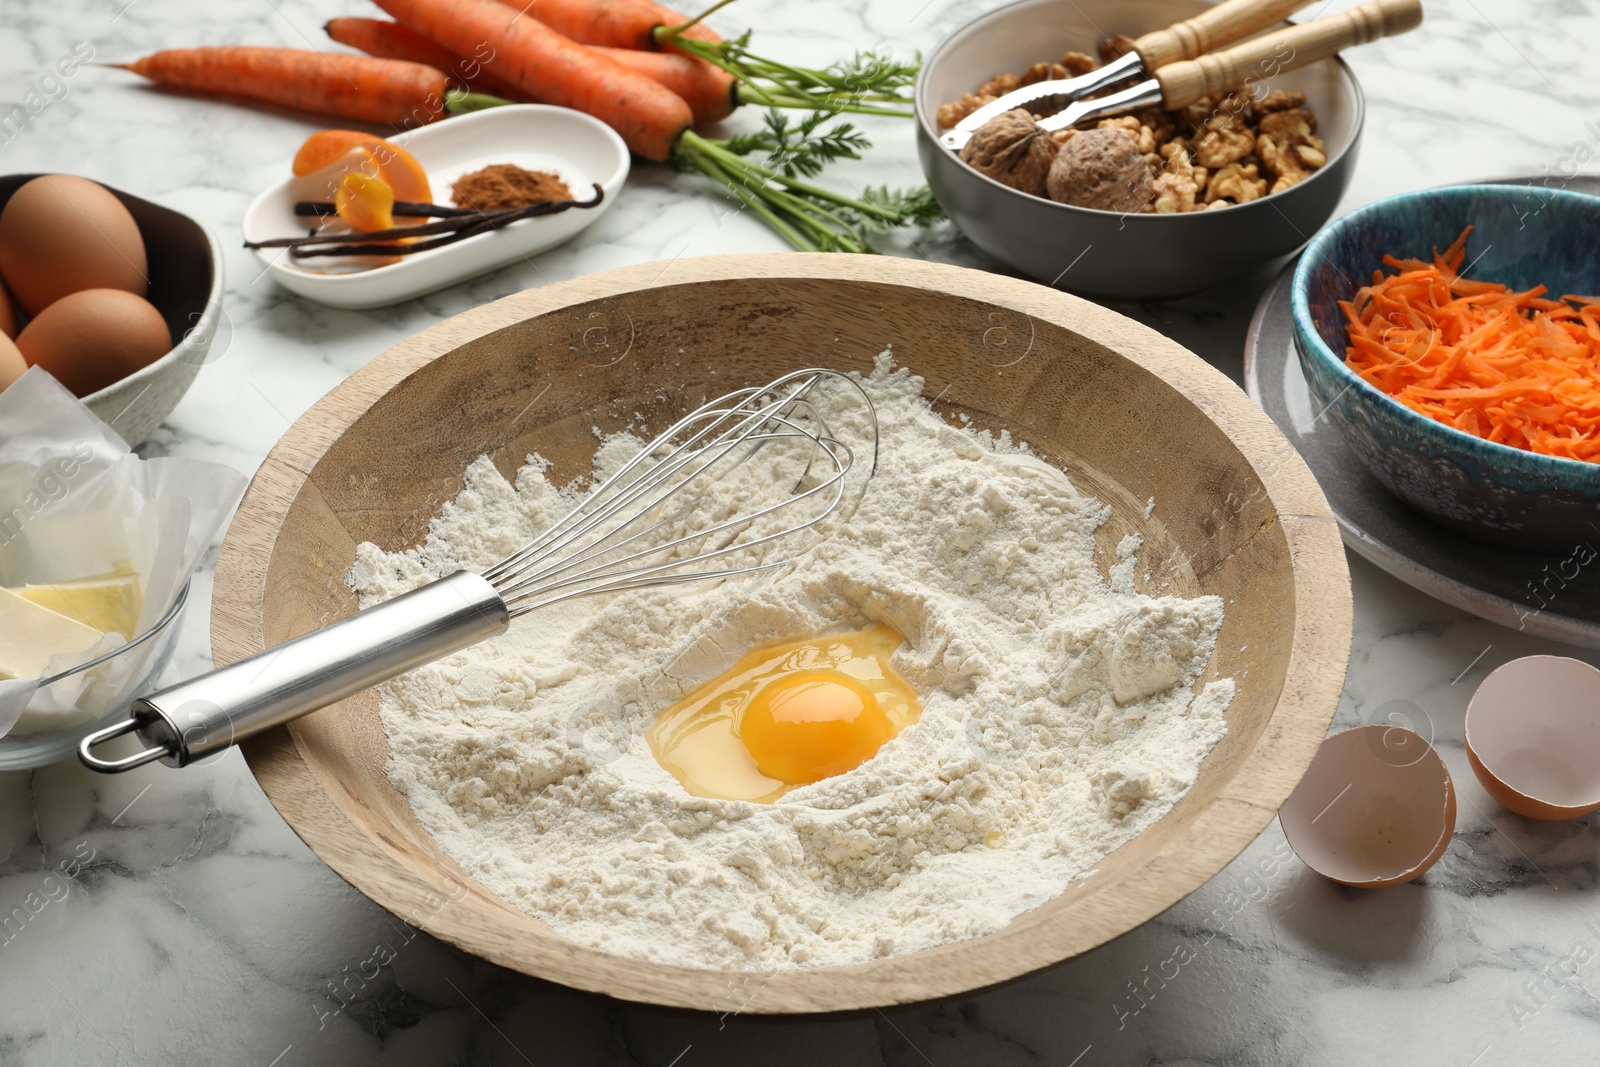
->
[350,356,1232,970]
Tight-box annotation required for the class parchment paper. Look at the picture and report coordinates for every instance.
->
[0,369,246,735]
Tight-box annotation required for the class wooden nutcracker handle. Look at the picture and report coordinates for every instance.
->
[1156,0,1424,110]
[1134,0,1317,70]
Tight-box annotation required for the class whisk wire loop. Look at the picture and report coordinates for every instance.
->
[484,371,821,584]
[484,369,876,617]
[493,420,849,605]
[489,399,800,587]
[492,423,851,612]
[499,434,856,614]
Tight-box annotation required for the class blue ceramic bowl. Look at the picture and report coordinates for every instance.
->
[1291,184,1600,553]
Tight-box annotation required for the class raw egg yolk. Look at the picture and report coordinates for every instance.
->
[646,623,920,803]
[737,671,892,784]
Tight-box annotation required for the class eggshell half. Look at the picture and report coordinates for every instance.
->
[1279,725,1456,888]
[1465,655,1600,820]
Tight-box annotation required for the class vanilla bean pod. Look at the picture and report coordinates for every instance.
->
[250,211,508,249]
[294,200,477,219]
[249,185,605,256]
[276,185,606,259]
[289,217,502,258]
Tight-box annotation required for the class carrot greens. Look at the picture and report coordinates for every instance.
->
[660,0,918,117]
[676,110,943,253]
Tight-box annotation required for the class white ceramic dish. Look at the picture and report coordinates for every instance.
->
[242,106,629,310]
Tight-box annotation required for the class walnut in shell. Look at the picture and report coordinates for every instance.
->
[958,108,1060,198]
[1046,126,1152,213]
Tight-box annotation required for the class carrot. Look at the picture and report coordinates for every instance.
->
[115,47,450,126]
[496,0,721,51]
[325,17,530,100]
[590,46,734,123]
[374,0,693,160]
[500,0,914,119]
[1342,226,1600,463]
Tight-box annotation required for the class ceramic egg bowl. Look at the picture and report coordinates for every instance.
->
[0,175,224,447]
[1291,184,1600,553]
[214,254,1350,1011]
[915,0,1363,300]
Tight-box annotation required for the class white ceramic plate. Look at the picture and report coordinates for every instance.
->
[243,106,629,310]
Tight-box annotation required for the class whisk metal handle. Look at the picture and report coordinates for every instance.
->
[79,571,509,772]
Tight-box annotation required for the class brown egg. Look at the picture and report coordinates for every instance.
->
[0,333,26,392]
[0,175,149,316]
[0,277,16,339]
[16,288,170,397]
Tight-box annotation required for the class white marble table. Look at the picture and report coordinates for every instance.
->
[3,0,1597,1063]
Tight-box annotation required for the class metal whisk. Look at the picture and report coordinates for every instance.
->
[80,369,877,773]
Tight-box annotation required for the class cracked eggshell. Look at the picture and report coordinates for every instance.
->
[1466,655,1600,821]
[1279,725,1455,888]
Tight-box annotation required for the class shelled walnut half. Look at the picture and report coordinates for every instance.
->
[1256,108,1328,194]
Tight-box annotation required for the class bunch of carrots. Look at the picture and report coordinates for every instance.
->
[1342,227,1600,462]
[112,0,934,253]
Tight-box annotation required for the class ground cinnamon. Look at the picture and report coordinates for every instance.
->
[451,164,572,211]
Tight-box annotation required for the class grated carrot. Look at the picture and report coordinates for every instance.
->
[1341,226,1600,463]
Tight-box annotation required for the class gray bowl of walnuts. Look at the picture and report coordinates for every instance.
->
[915,0,1364,301]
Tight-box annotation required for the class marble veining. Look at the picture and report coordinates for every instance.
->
[1,0,1598,1063]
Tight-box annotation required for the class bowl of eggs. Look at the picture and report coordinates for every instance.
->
[0,174,224,445]
[214,253,1349,1012]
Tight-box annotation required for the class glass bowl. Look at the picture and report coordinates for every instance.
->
[0,582,189,770]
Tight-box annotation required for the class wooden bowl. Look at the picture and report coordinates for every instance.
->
[216,254,1350,1012]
